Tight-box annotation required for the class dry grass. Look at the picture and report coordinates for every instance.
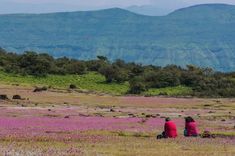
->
[0,84,234,155]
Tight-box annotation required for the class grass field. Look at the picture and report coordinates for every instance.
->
[0,71,129,95]
[144,86,192,96]
[0,84,234,155]
[0,71,192,96]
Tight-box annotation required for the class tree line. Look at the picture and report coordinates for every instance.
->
[1,48,235,97]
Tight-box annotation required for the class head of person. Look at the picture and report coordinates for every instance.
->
[185,117,190,123]
[185,116,195,123]
[165,117,171,122]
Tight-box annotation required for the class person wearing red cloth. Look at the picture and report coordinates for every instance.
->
[184,116,199,137]
[163,117,178,138]
[157,117,178,139]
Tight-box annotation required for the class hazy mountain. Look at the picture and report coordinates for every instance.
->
[0,4,235,71]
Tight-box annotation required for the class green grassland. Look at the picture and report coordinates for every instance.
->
[0,71,129,95]
[144,86,193,96]
[0,71,192,96]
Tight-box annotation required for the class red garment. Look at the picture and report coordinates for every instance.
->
[185,122,199,136]
[164,121,178,138]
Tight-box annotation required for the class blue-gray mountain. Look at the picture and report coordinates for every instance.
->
[0,4,235,71]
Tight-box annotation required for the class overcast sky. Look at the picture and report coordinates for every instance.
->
[1,0,235,14]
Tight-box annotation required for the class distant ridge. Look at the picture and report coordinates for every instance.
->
[168,3,235,15]
[0,4,235,71]
[0,7,139,16]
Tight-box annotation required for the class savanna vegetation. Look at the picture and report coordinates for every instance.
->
[0,48,235,97]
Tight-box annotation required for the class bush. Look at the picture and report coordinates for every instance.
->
[69,84,77,89]
[0,94,8,100]
[0,48,235,97]
[129,77,147,94]
[65,61,87,75]
[159,92,168,96]
[18,52,53,77]
[12,95,22,99]
[33,86,48,92]
[99,65,117,83]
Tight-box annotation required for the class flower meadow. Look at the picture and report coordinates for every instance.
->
[0,107,183,138]
[0,86,234,155]
[0,105,233,156]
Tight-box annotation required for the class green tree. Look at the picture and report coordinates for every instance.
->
[65,61,87,75]
[97,56,108,62]
[18,51,53,76]
[99,65,117,83]
[129,76,146,94]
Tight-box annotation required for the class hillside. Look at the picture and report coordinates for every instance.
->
[0,4,235,71]
[0,70,192,96]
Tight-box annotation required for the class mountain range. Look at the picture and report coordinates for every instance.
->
[0,4,235,71]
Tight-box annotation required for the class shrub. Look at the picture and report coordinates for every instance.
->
[12,95,22,99]
[129,76,147,94]
[159,92,168,96]
[0,94,8,100]
[69,84,77,89]
[33,86,48,92]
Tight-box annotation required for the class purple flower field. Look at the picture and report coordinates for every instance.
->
[0,86,234,155]
[0,107,185,138]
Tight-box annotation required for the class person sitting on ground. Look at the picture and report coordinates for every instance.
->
[164,117,178,138]
[157,117,178,139]
[184,116,199,137]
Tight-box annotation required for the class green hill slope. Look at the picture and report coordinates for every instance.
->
[0,4,235,71]
[0,71,192,96]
